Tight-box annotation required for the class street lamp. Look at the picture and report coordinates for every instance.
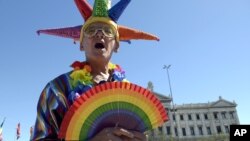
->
[163,65,175,110]
[163,65,177,138]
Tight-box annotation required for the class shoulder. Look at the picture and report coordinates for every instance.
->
[52,71,72,83]
[46,71,72,87]
[41,71,73,95]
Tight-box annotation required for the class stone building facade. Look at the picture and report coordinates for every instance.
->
[150,93,239,141]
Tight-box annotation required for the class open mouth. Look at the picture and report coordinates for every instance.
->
[95,43,105,49]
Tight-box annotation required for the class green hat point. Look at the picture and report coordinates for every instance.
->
[93,0,110,17]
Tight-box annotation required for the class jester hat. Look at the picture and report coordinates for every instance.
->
[37,0,159,44]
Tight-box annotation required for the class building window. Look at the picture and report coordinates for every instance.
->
[230,111,235,119]
[207,127,212,135]
[204,113,208,120]
[173,114,176,121]
[196,114,200,120]
[216,126,222,134]
[158,126,162,134]
[225,125,229,133]
[221,112,227,119]
[175,127,178,136]
[190,126,195,136]
[180,114,184,120]
[166,126,171,135]
[165,108,169,113]
[198,126,203,135]
[182,128,186,136]
[214,112,218,119]
[188,114,192,120]
[151,130,155,137]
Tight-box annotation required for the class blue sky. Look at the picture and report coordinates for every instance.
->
[1,0,250,140]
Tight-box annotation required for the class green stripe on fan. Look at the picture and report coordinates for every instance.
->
[79,101,152,140]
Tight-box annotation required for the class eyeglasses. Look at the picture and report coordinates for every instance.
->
[83,25,116,38]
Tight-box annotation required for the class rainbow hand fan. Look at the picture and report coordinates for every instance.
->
[58,82,168,140]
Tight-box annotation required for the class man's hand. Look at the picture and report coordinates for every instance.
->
[90,127,147,141]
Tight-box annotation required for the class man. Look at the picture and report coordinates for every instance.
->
[32,0,159,140]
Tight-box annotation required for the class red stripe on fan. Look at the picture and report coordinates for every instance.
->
[138,87,144,94]
[76,96,84,104]
[88,88,96,97]
[135,85,140,93]
[100,83,105,90]
[99,84,105,91]
[141,87,148,95]
[95,85,101,93]
[58,108,75,138]
[114,82,118,88]
[162,114,168,122]
[124,82,130,90]
[143,90,150,98]
[158,105,164,111]
[105,82,111,89]
[155,102,161,108]
[149,93,154,100]
[72,101,81,109]
[151,96,157,104]
[117,82,122,88]
[161,111,168,121]
[162,113,168,120]
[154,99,161,106]
[79,95,86,102]
[82,93,89,101]
[111,82,116,89]
[130,83,136,91]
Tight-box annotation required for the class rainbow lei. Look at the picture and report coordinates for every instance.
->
[70,61,93,88]
[68,61,126,104]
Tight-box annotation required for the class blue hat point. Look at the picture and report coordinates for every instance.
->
[108,0,131,22]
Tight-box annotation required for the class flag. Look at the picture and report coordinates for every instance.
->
[0,118,6,141]
[16,123,20,140]
[30,126,34,139]
[0,132,2,141]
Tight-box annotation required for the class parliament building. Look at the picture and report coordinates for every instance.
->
[149,92,239,141]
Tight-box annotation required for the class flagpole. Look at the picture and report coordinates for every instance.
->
[0,117,6,127]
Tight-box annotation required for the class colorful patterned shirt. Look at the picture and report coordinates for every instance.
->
[31,61,128,140]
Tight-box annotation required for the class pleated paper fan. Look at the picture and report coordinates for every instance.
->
[58,82,168,140]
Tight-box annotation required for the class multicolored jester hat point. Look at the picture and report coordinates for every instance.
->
[37,0,160,44]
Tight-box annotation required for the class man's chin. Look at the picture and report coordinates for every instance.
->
[92,49,108,57]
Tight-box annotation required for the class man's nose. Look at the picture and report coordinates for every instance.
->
[95,30,105,38]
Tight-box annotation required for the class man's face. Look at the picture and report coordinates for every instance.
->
[81,22,118,63]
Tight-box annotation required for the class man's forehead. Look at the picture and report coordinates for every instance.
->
[88,22,110,27]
